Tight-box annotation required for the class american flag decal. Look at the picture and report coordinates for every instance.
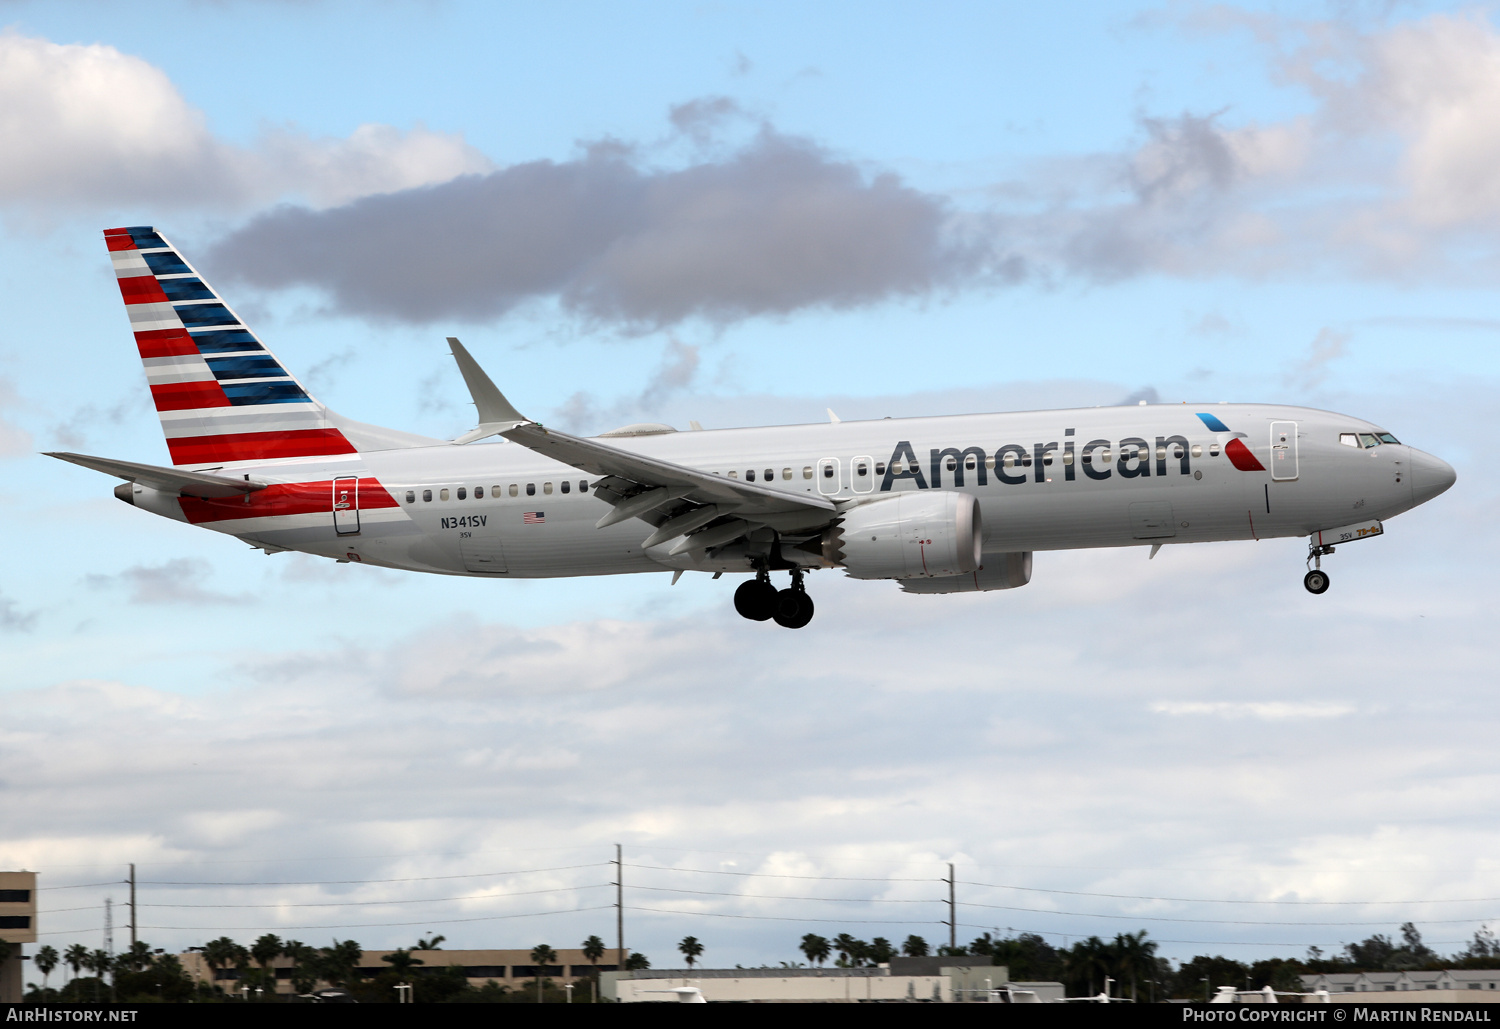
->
[523,511,545,524]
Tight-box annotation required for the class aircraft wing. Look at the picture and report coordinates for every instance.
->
[447,339,835,552]
[46,452,267,499]
[500,421,836,520]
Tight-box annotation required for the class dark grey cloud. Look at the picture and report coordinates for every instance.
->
[208,126,1008,329]
[0,592,36,632]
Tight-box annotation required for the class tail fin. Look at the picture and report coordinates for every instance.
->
[105,226,432,466]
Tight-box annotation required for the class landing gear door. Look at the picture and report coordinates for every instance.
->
[333,476,360,535]
[1271,421,1298,481]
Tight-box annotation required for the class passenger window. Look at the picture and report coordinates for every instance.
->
[782,468,792,480]
[440,488,450,501]
[764,468,774,482]
[1042,454,1052,466]
[875,463,886,475]
[509,484,519,497]
[802,467,813,479]
[561,480,570,494]
[491,485,500,496]
[890,461,903,474]
[457,487,467,500]
[1191,444,1202,458]
[405,490,415,504]
[1209,444,1220,457]
[1155,447,1166,460]
[855,462,868,477]
[1062,452,1074,465]
[579,480,588,492]
[422,489,432,502]
[543,482,553,495]
[526,483,535,496]
[823,465,834,478]
[474,486,484,499]
[964,456,976,471]
[1003,453,1016,468]
[728,470,737,479]
[946,457,957,471]
[1339,433,1358,447]
[746,469,756,482]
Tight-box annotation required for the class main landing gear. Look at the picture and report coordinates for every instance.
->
[1304,543,1334,595]
[733,568,815,628]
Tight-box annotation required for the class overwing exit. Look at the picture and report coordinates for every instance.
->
[48,227,1457,627]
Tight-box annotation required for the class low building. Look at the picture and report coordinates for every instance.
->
[0,872,37,1004]
[1301,969,1500,1002]
[179,947,619,997]
[604,961,1054,1003]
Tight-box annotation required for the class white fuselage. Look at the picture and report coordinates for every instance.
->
[123,403,1447,581]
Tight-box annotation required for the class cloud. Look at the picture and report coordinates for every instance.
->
[84,558,251,606]
[0,592,36,631]
[0,31,491,210]
[0,378,32,457]
[207,123,1008,329]
[1285,328,1351,390]
[554,339,701,433]
[1151,701,1357,721]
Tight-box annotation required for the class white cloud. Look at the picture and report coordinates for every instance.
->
[1150,700,1357,721]
[0,31,492,210]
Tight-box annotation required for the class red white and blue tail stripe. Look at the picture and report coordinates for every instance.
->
[106,226,357,467]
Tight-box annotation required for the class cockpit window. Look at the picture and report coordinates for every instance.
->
[1378,432,1400,445]
[1339,433,1358,447]
[1359,433,1381,448]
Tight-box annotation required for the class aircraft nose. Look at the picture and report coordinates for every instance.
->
[1408,448,1457,506]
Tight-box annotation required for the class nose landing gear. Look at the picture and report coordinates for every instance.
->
[734,567,814,627]
[1304,543,1334,595]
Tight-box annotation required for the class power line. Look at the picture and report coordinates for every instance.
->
[134,862,606,888]
[121,904,617,933]
[625,863,932,883]
[130,883,611,910]
[958,899,1500,927]
[626,884,934,905]
[630,905,934,925]
[959,879,1500,907]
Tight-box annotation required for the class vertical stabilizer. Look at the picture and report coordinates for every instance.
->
[106,226,376,466]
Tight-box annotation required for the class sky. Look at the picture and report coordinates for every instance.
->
[2,0,1500,979]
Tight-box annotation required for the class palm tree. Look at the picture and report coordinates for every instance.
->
[678,936,703,969]
[320,940,362,988]
[529,944,556,1003]
[799,933,830,967]
[902,935,929,958]
[869,937,895,965]
[1112,931,1156,1002]
[832,933,859,966]
[87,949,111,1002]
[64,943,88,986]
[582,935,606,1003]
[382,948,424,976]
[118,940,153,973]
[281,940,318,995]
[34,945,58,991]
[414,935,446,950]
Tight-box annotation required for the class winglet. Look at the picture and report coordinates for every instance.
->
[448,337,529,443]
[827,408,842,424]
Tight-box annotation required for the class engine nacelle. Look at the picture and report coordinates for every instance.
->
[824,492,982,579]
[898,551,1032,593]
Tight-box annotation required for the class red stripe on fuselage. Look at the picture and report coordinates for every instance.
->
[178,477,398,525]
[151,381,230,412]
[135,328,199,359]
[1225,438,1266,472]
[116,275,168,304]
[165,429,358,465]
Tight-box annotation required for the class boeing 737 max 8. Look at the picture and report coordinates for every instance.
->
[49,227,1457,628]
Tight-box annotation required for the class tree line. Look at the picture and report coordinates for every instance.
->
[20,932,642,1004]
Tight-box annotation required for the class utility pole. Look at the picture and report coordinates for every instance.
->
[128,864,136,949]
[946,864,956,952]
[103,897,113,955]
[614,844,624,971]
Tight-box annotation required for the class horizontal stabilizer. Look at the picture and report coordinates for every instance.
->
[46,451,267,498]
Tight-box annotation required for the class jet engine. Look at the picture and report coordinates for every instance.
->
[898,551,1033,593]
[822,491,982,579]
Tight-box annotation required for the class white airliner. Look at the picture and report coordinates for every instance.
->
[49,227,1457,628]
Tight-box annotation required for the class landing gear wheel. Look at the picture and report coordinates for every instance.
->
[773,588,814,628]
[734,579,777,620]
[1303,569,1330,595]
